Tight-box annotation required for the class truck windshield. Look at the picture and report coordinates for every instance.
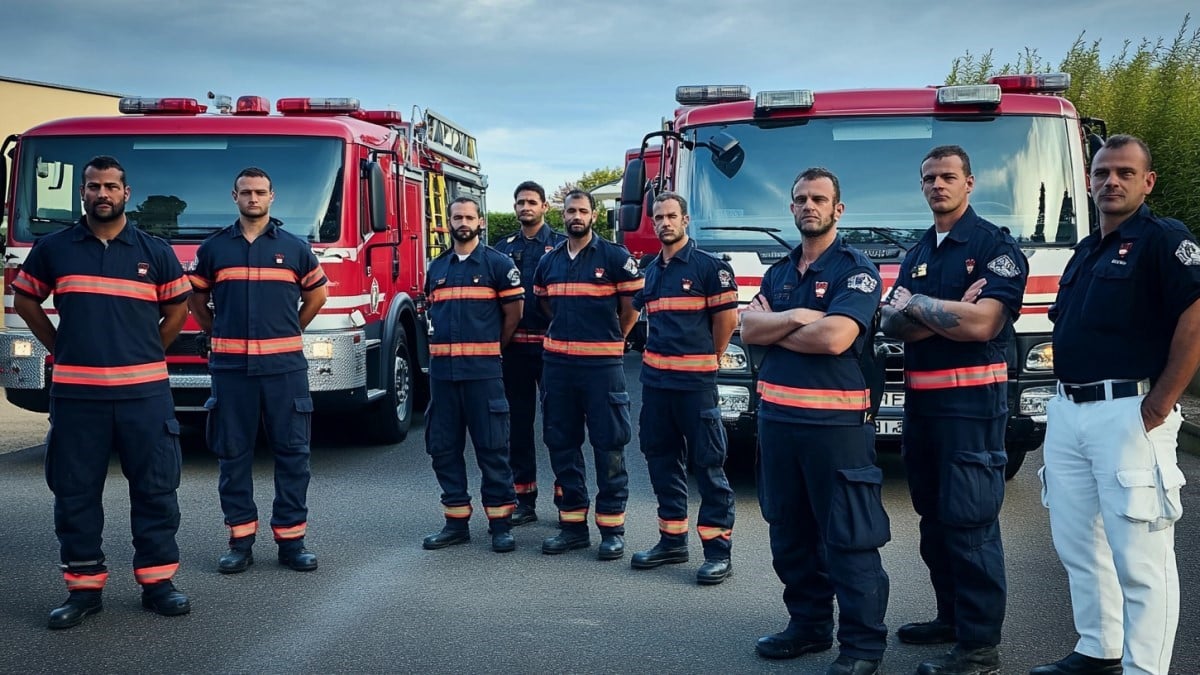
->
[678,115,1080,251]
[13,135,344,242]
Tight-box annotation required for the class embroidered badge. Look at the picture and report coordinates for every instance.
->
[472,275,482,284]
[718,269,733,288]
[545,245,554,253]
[275,253,284,264]
[965,258,975,274]
[137,262,150,277]
[847,272,878,294]
[595,267,606,279]
[1175,240,1200,266]
[435,278,447,286]
[815,281,828,298]
[913,263,928,278]
[624,256,640,276]
[1119,242,1132,258]
[508,235,518,243]
[507,268,521,287]
[986,255,1020,278]
[682,279,693,292]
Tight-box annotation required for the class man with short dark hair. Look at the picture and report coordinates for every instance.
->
[189,167,328,574]
[14,155,193,628]
[1033,134,1200,675]
[492,181,565,526]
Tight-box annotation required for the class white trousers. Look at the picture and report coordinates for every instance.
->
[1041,393,1186,675]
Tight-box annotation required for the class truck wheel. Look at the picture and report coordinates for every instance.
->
[365,324,414,444]
[1004,447,1029,481]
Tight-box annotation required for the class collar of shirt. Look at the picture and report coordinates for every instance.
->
[527,223,559,245]
[1077,203,1152,253]
[930,205,981,246]
[230,217,283,240]
[656,238,696,267]
[72,218,137,245]
[787,235,844,274]
[449,243,486,265]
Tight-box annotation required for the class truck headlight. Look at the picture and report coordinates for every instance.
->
[12,339,34,358]
[1019,385,1056,416]
[1025,342,1053,371]
[307,341,335,360]
[717,385,751,420]
[719,344,749,373]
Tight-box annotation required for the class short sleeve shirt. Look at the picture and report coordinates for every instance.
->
[189,218,327,376]
[12,219,190,399]
[492,224,567,354]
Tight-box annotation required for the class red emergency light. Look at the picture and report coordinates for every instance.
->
[118,97,207,115]
[354,110,403,125]
[235,95,271,115]
[988,73,1071,94]
[276,97,361,115]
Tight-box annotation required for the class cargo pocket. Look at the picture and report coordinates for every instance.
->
[694,407,728,468]
[1115,464,1187,526]
[607,391,632,447]
[289,397,314,447]
[940,449,1005,528]
[827,465,892,550]
[154,419,183,491]
[487,398,511,449]
[1037,465,1050,509]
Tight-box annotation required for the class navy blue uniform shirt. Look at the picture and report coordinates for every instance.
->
[756,236,881,426]
[1051,204,1200,384]
[632,239,738,390]
[532,235,643,367]
[897,206,1027,418]
[493,224,566,354]
[424,243,524,381]
[189,218,327,376]
[13,218,190,399]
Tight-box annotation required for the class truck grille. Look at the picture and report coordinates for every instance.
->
[879,338,905,385]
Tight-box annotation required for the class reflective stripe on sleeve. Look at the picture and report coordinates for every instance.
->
[157,275,192,301]
[13,270,51,299]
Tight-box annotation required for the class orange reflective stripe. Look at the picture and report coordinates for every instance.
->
[511,330,544,344]
[558,508,588,523]
[13,270,51,298]
[595,512,626,528]
[645,296,707,313]
[300,265,326,289]
[514,482,538,494]
[188,273,212,291]
[157,275,191,301]
[272,522,308,540]
[211,336,304,356]
[706,291,738,307]
[57,274,156,302]
[227,520,258,539]
[543,338,625,357]
[485,504,516,519]
[643,350,718,373]
[429,342,502,357]
[658,518,689,536]
[215,267,299,283]
[53,361,168,387]
[64,571,108,591]
[444,505,472,519]
[906,363,1008,390]
[697,526,732,541]
[756,381,870,411]
[498,286,524,299]
[430,287,499,302]
[542,282,615,298]
[134,563,179,585]
[616,278,645,293]
[533,285,549,297]
[553,484,563,498]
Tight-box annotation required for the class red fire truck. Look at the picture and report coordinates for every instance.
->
[0,95,485,443]
[618,76,1102,478]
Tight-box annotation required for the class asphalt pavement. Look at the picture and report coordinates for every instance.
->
[0,355,1198,674]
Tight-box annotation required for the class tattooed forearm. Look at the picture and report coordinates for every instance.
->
[881,306,933,341]
[907,294,961,330]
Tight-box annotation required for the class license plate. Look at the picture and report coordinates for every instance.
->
[881,392,905,407]
[875,419,902,436]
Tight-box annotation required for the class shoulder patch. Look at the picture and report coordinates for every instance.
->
[1175,240,1200,266]
[507,267,522,286]
[986,254,1020,278]
[847,272,878,294]
[718,269,733,288]
[623,256,640,276]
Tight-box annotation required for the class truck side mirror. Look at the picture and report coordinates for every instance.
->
[708,131,745,179]
[366,160,388,233]
[618,158,647,232]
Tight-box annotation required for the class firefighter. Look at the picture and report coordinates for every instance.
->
[13,155,192,628]
[629,192,738,585]
[881,145,1027,675]
[491,181,565,526]
[420,197,525,553]
[1034,135,1200,675]
[189,167,328,574]
[532,189,643,560]
[742,168,890,675]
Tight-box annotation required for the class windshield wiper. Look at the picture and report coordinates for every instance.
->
[700,226,793,251]
[837,226,916,252]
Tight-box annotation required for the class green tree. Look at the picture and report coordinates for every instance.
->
[489,166,622,242]
[946,16,1200,235]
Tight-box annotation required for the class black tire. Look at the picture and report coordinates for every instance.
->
[364,324,414,444]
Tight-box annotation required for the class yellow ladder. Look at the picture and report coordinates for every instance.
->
[426,173,450,259]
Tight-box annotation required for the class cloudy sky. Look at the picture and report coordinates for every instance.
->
[5,0,1192,209]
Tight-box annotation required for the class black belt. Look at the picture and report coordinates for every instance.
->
[1060,379,1149,403]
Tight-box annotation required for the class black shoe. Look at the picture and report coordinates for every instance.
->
[898,618,957,645]
[597,534,625,560]
[510,504,538,526]
[631,542,689,569]
[1029,652,1122,674]
[47,592,103,629]
[917,645,1000,675]
[826,654,882,675]
[278,547,318,571]
[491,530,516,553]
[423,528,471,550]
[696,558,732,585]
[542,530,590,554]
[141,583,191,617]
[755,630,833,660]
[217,548,253,574]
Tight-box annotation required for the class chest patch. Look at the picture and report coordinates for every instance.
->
[1175,240,1200,266]
[814,281,828,298]
[682,278,693,292]
[965,258,975,274]
[847,273,878,294]
[274,253,285,265]
[137,262,150,277]
[595,267,605,279]
[472,275,482,284]
[986,255,1020,278]
[912,263,928,278]
[1119,242,1133,258]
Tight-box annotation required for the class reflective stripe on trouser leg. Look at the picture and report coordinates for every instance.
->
[1043,394,1181,673]
[64,570,108,591]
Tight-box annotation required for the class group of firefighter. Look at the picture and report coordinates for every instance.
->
[12,133,1196,675]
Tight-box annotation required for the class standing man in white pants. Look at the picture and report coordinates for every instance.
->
[1036,134,1200,675]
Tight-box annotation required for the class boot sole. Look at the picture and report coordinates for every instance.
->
[696,567,732,585]
[47,604,102,629]
[542,540,590,555]
[630,553,690,569]
[141,599,191,616]
[510,515,538,527]
[423,537,471,550]
[597,548,625,561]
[218,555,254,574]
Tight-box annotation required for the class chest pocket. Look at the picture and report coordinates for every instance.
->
[1081,252,1141,331]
